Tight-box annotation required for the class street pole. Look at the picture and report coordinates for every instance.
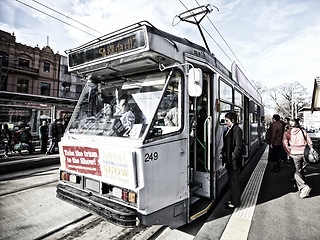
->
[291,87,294,119]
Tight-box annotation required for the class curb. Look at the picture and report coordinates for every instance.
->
[0,152,60,174]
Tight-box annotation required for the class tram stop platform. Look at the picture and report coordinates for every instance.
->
[194,144,320,240]
[0,149,59,175]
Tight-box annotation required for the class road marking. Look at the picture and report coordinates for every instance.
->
[220,148,269,240]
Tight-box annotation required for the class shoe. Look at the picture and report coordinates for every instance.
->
[224,203,236,210]
[4,154,8,157]
[300,186,311,198]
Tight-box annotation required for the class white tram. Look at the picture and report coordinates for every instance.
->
[56,21,264,228]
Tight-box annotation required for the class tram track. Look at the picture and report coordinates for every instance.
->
[0,167,59,197]
[0,179,57,197]
[33,212,168,240]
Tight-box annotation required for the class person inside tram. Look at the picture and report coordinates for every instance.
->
[164,96,179,126]
[115,96,135,132]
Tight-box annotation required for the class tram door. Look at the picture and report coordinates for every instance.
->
[189,74,212,219]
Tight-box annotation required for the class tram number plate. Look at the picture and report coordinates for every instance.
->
[144,152,158,162]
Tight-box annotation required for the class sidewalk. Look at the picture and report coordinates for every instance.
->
[0,149,59,175]
[195,145,320,239]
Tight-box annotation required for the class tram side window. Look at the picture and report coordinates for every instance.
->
[219,78,233,123]
[234,90,243,123]
[220,101,233,121]
[220,80,233,103]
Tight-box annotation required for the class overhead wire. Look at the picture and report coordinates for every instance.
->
[194,0,247,71]
[31,0,103,35]
[15,0,98,38]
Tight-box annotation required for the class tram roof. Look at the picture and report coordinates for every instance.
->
[65,21,262,106]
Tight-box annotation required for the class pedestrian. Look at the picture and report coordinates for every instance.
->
[39,120,48,154]
[268,114,283,172]
[281,117,291,162]
[56,118,65,143]
[282,119,312,198]
[220,112,243,209]
[16,126,34,154]
[47,119,57,154]
[1,124,13,157]
[282,117,290,132]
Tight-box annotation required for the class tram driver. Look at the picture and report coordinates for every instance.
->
[164,96,179,126]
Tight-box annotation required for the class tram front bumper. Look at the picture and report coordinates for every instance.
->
[56,184,137,228]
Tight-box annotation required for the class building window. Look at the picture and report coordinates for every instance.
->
[64,66,70,74]
[18,58,29,67]
[17,79,29,93]
[1,75,7,91]
[41,82,51,96]
[76,85,82,93]
[44,62,50,72]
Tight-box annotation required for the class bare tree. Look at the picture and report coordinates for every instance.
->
[266,82,310,119]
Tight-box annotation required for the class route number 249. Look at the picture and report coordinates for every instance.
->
[144,152,158,162]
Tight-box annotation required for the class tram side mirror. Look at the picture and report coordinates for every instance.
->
[188,68,203,97]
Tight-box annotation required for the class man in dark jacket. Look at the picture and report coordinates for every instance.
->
[47,120,57,154]
[269,114,284,172]
[39,120,48,154]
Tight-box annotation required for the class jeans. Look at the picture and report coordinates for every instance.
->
[291,154,308,191]
[47,138,57,153]
[3,141,13,154]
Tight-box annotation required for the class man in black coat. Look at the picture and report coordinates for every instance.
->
[221,112,243,209]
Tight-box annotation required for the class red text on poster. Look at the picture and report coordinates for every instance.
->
[62,146,101,176]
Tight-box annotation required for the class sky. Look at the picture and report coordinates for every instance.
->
[1,0,320,98]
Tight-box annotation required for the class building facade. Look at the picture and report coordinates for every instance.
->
[0,29,82,134]
[58,55,83,99]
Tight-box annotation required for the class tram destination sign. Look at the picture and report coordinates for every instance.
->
[69,29,146,67]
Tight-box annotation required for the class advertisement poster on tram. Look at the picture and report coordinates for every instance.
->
[60,145,137,189]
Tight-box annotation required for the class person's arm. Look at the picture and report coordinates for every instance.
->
[39,126,42,139]
[164,109,174,126]
[269,124,276,147]
[282,132,290,155]
[232,126,243,160]
[305,130,313,147]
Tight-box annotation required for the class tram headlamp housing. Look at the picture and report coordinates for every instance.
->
[188,68,203,97]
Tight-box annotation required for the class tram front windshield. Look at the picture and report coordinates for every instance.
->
[68,70,182,139]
